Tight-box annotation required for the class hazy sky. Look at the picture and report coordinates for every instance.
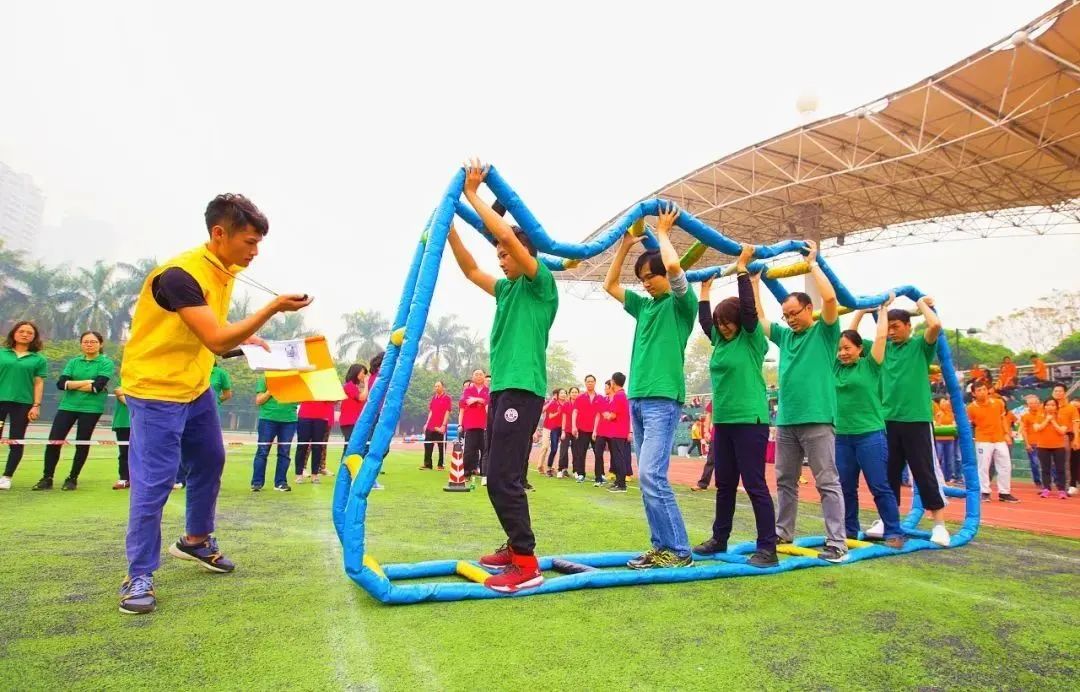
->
[3,1,1077,383]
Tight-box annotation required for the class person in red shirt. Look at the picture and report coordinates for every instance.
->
[459,369,490,478]
[605,372,633,491]
[692,401,716,491]
[590,380,614,486]
[295,400,334,484]
[557,387,578,478]
[339,364,369,455]
[421,381,452,470]
[571,375,601,482]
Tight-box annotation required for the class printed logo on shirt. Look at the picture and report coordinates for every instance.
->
[504,408,519,423]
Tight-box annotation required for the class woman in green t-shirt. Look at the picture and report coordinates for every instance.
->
[32,331,115,491]
[0,321,48,490]
[112,377,131,490]
[832,298,904,548]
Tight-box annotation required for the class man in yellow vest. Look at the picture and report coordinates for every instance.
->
[118,194,310,615]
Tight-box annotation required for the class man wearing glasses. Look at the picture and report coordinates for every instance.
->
[751,240,848,563]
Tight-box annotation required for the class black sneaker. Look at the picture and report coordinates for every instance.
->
[818,545,848,564]
[274,484,292,492]
[608,484,627,493]
[61,478,77,491]
[250,485,262,492]
[118,574,156,615]
[749,550,779,568]
[981,493,991,502]
[524,482,535,492]
[167,535,236,573]
[693,537,727,555]
[31,477,53,491]
[593,479,606,487]
[998,493,1020,503]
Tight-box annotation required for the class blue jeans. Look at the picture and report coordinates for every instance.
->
[252,419,296,488]
[835,430,903,540]
[125,389,225,577]
[1025,447,1042,487]
[630,398,690,556]
[935,439,958,482]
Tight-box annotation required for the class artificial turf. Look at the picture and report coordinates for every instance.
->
[1,448,1077,691]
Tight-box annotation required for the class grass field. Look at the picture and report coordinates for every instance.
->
[1,448,1078,691]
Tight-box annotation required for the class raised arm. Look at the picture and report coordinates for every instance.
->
[750,272,772,340]
[603,233,644,304]
[655,203,683,279]
[805,240,838,325]
[734,244,757,332]
[917,295,943,344]
[870,293,894,364]
[698,276,714,336]
[462,159,539,280]
[447,224,497,297]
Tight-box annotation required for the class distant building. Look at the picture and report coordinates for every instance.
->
[0,161,45,255]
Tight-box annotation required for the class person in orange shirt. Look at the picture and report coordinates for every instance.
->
[933,396,960,485]
[1022,355,1050,385]
[1050,384,1080,495]
[1032,398,1069,498]
[968,364,988,385]
[966,382,1019,503]
[996,356,1018,392]
[1018,395,1045,488]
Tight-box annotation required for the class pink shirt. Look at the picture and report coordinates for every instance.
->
[298,401,335,425]
[425,393,453,431]
[573,392,601,433]
[543,399,563,430]
[594,395,613,437]
[459,384,489,430]
[339,382,366,426]
[609,389,630,438]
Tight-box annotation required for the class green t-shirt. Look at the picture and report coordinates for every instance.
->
[257,377,298,423]
[770,318,840,426]
[112,376,130,429]
[0,348,48,404]
[833,356,885,435]
[490,262,559,398]
[210,365,232,403]
[59,355,115,414]
[882,336,937,422]
[709,322,769,423]
[624,284,697,403]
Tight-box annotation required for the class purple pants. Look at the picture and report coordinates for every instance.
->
[125,389,225,577]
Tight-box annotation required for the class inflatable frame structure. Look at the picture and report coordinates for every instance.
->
[333,166,980,604]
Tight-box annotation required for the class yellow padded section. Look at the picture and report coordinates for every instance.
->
[563,258,582,269]
[390,327,406,346]
[455,561,490,584]
[363,554,386,579]
[628,218,646,237]
[776,544,820,558]
[846,539,873,549]
[679,241,707,270]
[765,260,811,279]
[344,454,363,479]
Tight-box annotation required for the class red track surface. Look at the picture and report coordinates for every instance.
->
[666,456,1080,540]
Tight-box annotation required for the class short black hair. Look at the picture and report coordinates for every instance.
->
[973,381,989,392]
[840,329,864,348]
[205,193,269,236]
[784,292,812,309]
[634,250,666,280]
[510,226,537,257]
[80,330,104,344]
[345,363,368,385]
[887,309,911,324]
[584,374,596,382]
[612,372,626,387]
[712,297,740,328]
[369,350,385,375]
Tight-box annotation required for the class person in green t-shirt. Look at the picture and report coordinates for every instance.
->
[851,294,950,546]
[444,159,557,593]
[209,363,233,405]
[833,296,905,549]
[0,321,48,490]
[112,377,132,490]
[602,202,694,570]
[690,245,778,567]
[754,240,848,562]
[34,330,115,491]
[251,375,298,491]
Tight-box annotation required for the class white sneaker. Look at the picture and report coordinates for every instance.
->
[172,482,183,490]
[294,475,305,485]
[930,524,950,547]
[1069,486,1078,497]
[481,476,487,487]
[372,481,384,490]
[556,471,565,479]
[0,476,11,490]
[864,519,885,539]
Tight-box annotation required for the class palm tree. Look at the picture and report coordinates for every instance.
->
[262,313,309,340]
[70,260,123,337]
[229,294,253,322]
[110,257,158,340]
[337,310,389,362]
[455,331,490,374]
[4,262,80,338]
[419,315,466,371]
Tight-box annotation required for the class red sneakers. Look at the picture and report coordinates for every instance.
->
[484,552,543,593]
[479,543,513,570]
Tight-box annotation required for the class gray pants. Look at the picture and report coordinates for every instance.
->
[775,424,847,551]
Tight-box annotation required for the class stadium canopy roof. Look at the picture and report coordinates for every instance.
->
[565,0,1080,285]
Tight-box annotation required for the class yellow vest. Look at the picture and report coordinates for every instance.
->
[121,245,237,403]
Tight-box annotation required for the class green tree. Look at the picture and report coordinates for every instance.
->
[4,262,80,338]
[419,315,466,371]
[109,257,158,339]
[229,294,253,322]
[337,310,389,362]
[449,330,489,375]
[983,291,1080,353]
[70,260,123,338]
[683,334,712,398]
[262,313,310,340]
[1050,331,1080,362]
[546,342,577,390]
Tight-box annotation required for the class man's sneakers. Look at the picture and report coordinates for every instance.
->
[607,484,627,493]
[118,574,156,615]
[593,478,607,487]
[998,493,1020,503]
[690,484,708,492]
[112,480,129,490]
[818,546,848,563]
[524,482,535,492]
[167,536,236,573]
[981,493,991,502]
[627,548,693,570]
[251,485,262,492]
[748,550,779,568]
[556,470,565,479]
[479,543,513,570]
[274,483,292,492]
[61,478,77,491]
[863,519,885,540]
[483,552,543,593]
[693,537,726,555]
[31,477,52,491]
[575,474,586,483]
[0,476,11,490]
